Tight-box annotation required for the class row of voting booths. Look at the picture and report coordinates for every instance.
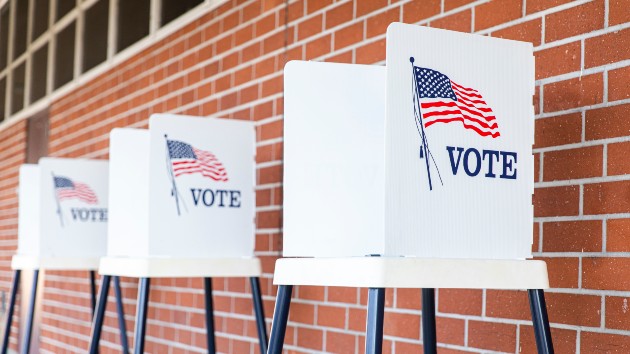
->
[2,23,554,354]
[3,116,267,354]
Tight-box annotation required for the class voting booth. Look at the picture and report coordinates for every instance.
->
[14,159,108,267]
[1,158,128,354]
[89,114,267,354]
[268,23,553,354]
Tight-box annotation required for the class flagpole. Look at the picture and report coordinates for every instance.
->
[51,172,64,227]
[164,135,182,216]
[410,57,433,191]
[165,135,181,215]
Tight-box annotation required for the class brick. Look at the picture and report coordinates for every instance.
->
[543,146,603,181]
[395,342,424,352]
[543,73,603,113]
[534,113,582,149]
[444,0,475,11]
[305,34,331,59]
[328,286,358,303]
[533,185,579,217]
[585,28,630,68]
[438,289,482,316]
[606,296,630,331]
[542,220,602,252]
[296,327,323,350]
[307,0,332,14]
[519,326,576,353]
[607,218,630,252]
[325,2,353,29]
[534,41,581,80]
[288,302,315,324]
[356,0,388,17]
[610,0,630,25]
[547,292,601,326]
[585,104,630,140]
[468,320,516,353]
[581,331,630,352]
[541,257,580,288]
[475,0,522,31]
[402,0,440,24]
[384,312,420,339]
[583,258,630,290]
[608,142,630,176]
[545,0,605,42]
[486,290,530,320]
[326,50,353,63]
[256,13,276,38]
[436,317,465,346]
[325,331,357,353]
[584,180,630,215]
[396,288,421,310]
[526,0,572,14]
[297,14,323,40]
[609,66,630,102]
[431,10,471,33]
[334,22,364,50]
[356,38,386,64]
[367,7,400,38]
[492,18,542,46]
[348,308,366,331]
[317,305,346,328]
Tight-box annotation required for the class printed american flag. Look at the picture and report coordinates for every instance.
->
[53,176,98,204]
[414,66,500,138]
[167,140,228,182]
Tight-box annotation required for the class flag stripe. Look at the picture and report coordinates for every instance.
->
[422,110,498,129]
[425,117,500,138]
[414,66,500,138]
[55,181,98,204]
[167,141,229,182]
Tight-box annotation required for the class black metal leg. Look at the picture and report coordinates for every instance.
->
[250,277,268,354]
[422,288,437,354]
[133,278,150,354]
[528,289,554,354]
[89,271,97,317]
[267,285,293,354]
[365,288,385,354]
[20,269,39,354]
[204,278,216,354]
[113,276,130,354]
[1,270,20,354]
[88,275,111,354]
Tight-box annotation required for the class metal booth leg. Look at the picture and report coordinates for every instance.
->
[113,276,130,354]
[20,269,40,354]
[1,269,21,354]
[88,275,111,354]
[133,278,151,354]
[89,271,97,317]
[528,289,554,354]
[250,277,268,354]
[267,285,293,354]
[204,278,216,354]
[422,288,437,354]
[365,288,385,354]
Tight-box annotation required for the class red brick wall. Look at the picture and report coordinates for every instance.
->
[0,0,628,352]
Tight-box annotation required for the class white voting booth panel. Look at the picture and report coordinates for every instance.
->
[15,158,108,269]
[284,24,535,260]
[107,114,256,260]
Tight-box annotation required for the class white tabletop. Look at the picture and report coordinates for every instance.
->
[11,254,100,271]
[273,257,549,289]
[98,256,262,278]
